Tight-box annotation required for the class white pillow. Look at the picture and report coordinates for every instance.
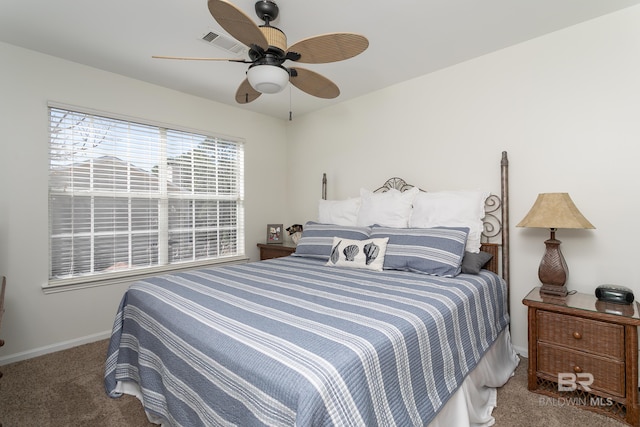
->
[326,237,389,271]
[409,190,490,253]
[318,198,360,226]
[356,187,419,228]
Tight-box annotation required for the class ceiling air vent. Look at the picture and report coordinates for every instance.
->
[200,30,248,56]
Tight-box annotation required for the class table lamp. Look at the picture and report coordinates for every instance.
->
[517,193,595,297]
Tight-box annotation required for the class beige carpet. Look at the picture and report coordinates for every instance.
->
[0,340,152,426]
[0,340,629,426]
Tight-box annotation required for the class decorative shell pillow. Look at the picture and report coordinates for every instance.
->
[326,237,389,271]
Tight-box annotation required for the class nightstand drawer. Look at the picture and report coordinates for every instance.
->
[537,311,624,359]
[257,243,297,260]
[538,342,625,397]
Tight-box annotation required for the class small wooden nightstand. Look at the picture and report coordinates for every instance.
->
[523,287,640,426]
[257,243,297,260]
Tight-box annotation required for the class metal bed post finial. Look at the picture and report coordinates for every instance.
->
[322,173,327,200]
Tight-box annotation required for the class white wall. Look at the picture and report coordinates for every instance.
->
[285,5,640,355]
[2,4,640,363]
[0,42,288,362]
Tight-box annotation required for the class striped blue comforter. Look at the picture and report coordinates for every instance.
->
[105,256,509,426]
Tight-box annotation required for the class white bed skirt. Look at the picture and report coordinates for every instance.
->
[429,327,520,427]
[115,327,519,427]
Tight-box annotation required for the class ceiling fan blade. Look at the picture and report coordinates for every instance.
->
[289,67,339,99]
[208,0,269,50]
[235,79,262,104]
[152,55,246,62]
[287,33,369,64]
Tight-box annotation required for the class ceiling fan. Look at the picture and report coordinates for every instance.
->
[154,0,369,104]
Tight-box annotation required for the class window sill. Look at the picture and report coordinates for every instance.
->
[42,255,250,294]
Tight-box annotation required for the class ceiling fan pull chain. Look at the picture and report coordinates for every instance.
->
[289,86,293,121]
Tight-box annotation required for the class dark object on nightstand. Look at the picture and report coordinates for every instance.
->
[523,287,640,426]
[595,284,634,304]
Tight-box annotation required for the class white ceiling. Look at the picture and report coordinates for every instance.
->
[2,0,640,120]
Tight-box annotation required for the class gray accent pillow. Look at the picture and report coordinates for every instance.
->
[461,251,494,274]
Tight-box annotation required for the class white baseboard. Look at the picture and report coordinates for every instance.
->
[0,330,112,365]
[513,344,528,358]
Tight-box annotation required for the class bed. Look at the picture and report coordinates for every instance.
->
[105,151,518,426]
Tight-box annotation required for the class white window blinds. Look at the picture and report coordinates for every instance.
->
[48,106,244,286]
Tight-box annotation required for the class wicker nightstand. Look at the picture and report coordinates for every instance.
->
[523,287,640,425]
[257,243,297,260]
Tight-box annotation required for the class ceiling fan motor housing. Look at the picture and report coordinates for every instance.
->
[260,25,286,52]
[255,0,279,22]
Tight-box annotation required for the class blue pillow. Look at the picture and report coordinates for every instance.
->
[292,221,371,260]
[370,226,469,277]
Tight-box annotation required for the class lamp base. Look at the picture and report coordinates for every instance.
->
[538,229,569,297]
[540,283,568,297]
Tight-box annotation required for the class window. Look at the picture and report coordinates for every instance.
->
[48,105,244,288]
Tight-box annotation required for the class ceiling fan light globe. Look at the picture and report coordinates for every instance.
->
[247,64,289,94]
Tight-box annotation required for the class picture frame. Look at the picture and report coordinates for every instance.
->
[266,224,283,244]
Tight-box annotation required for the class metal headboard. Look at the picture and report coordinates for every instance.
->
[321,152,510,308]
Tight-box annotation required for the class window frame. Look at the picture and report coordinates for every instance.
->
[45,103,246,293]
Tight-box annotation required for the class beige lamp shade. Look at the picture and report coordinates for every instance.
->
[517,193,595,230]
